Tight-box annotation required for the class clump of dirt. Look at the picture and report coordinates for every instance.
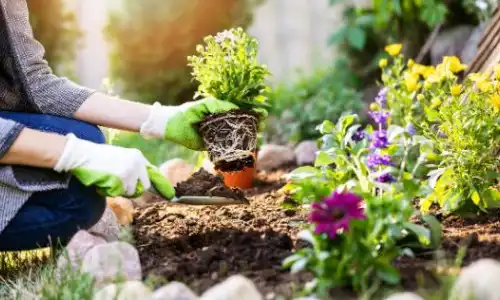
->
[198,109,259,172]
[175,169,248,202]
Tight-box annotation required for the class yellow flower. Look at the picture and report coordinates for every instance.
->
[450,84,462,96]
[385,43,403,56]
[469,72,488,82]
[405,74,419,92]
[478,80,493,93]
[379,58,388,69]
[423,81,433,90]
[417,94,425,101]
[430,98,442,109]
[407,59,414,68]
[370,103,379,111]
[494,65,500,80]
[442,56,467,73]
[490,93,500,113]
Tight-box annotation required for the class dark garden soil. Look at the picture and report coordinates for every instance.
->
[132,167,500,299]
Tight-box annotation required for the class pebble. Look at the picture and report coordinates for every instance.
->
[82,242,141,287]
[294,141,318,166]
[88,207,120,242]
[56,230,106,279]
[107,197,135,225]
[200,275,263,300]
[451,258,500,300]
[152,282,199,300]
[384,292,424,300]
[93,281,152,300]
[256,144,296,171]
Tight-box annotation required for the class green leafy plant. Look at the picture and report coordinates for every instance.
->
[187,27,271,109]
[379,45,500,213]
[282,113,441,297]
[264,60,364,144]
[28,0,82,78]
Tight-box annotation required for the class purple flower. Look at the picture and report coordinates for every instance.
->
[375,88,388,106]
[370,130,388,149]
[368,111,390,125]
[351,128,366,142]
[309,192,366,239]
[376,172,396,183]
[406,123,416,136]
[367,153,392,169]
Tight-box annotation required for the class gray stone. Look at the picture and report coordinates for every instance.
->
[385,292,424,300]
[200,275,263,300]
[294,141,318,166]
[451,258,500,300]
[257,144,296,171]
[93,281,151,300]
[56,230,107,275]
[152,282,199,300]
[430,25,475,66]
[88,207,120,242]
[82,242,141,287]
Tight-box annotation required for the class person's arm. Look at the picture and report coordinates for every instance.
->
[0,127,66,168]
[74,92,152,132]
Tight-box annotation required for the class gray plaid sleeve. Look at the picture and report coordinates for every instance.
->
[3,0,96,117]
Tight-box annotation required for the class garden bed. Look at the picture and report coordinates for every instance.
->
[132,167,500,299]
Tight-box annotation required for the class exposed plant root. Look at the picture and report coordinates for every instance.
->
[199,109,258,172]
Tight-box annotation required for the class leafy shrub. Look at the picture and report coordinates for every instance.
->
[187,27,270,109]
[264,60,364,144]
[282,114,440,297]
[104,0,263,106]
[377,44,500,214]
[28,0,82,78]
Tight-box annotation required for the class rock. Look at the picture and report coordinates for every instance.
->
[93,281,152,300]
[294,141,318,166]
[385,292,424,300]
[430,26,475,66]
[256,144,296,171]
[159,158,194,186]
[461,23,488,65]
[451,258,500,300]
[200,275,262,300]
[88,207,120,242]
[201,158,216,175]
[107,197,135,225]
[152,282,198,300]
[56,230,106,279]
[82,242,141,287]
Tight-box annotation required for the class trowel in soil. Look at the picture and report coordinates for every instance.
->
[148,185,250,206]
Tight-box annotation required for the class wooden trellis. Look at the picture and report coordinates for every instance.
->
[466,6,500,75]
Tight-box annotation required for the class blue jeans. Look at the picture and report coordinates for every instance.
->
[0,112,107,251]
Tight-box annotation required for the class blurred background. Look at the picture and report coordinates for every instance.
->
[30,0,496,166]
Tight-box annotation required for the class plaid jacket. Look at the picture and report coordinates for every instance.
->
[0,0,95,234]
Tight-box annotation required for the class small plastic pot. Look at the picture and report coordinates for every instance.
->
[217,152,257,190]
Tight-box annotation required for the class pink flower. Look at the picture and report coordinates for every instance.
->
[309,192,366,239]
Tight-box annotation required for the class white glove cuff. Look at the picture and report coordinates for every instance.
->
[54,133,79,172]
[139,102,177,139]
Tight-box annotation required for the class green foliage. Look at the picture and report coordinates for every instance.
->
[264,60,364,144]
[104,0,262,106]
[282,114,441,296]
[327,0,488,88]
[188,27,271,109]
[28,0,81,78]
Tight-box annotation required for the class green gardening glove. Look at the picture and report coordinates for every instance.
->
[139,98,267,151]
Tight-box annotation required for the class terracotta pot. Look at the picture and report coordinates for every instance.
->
[217,152,257,189]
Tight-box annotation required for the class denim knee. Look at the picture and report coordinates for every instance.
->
[66,179,107,230]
